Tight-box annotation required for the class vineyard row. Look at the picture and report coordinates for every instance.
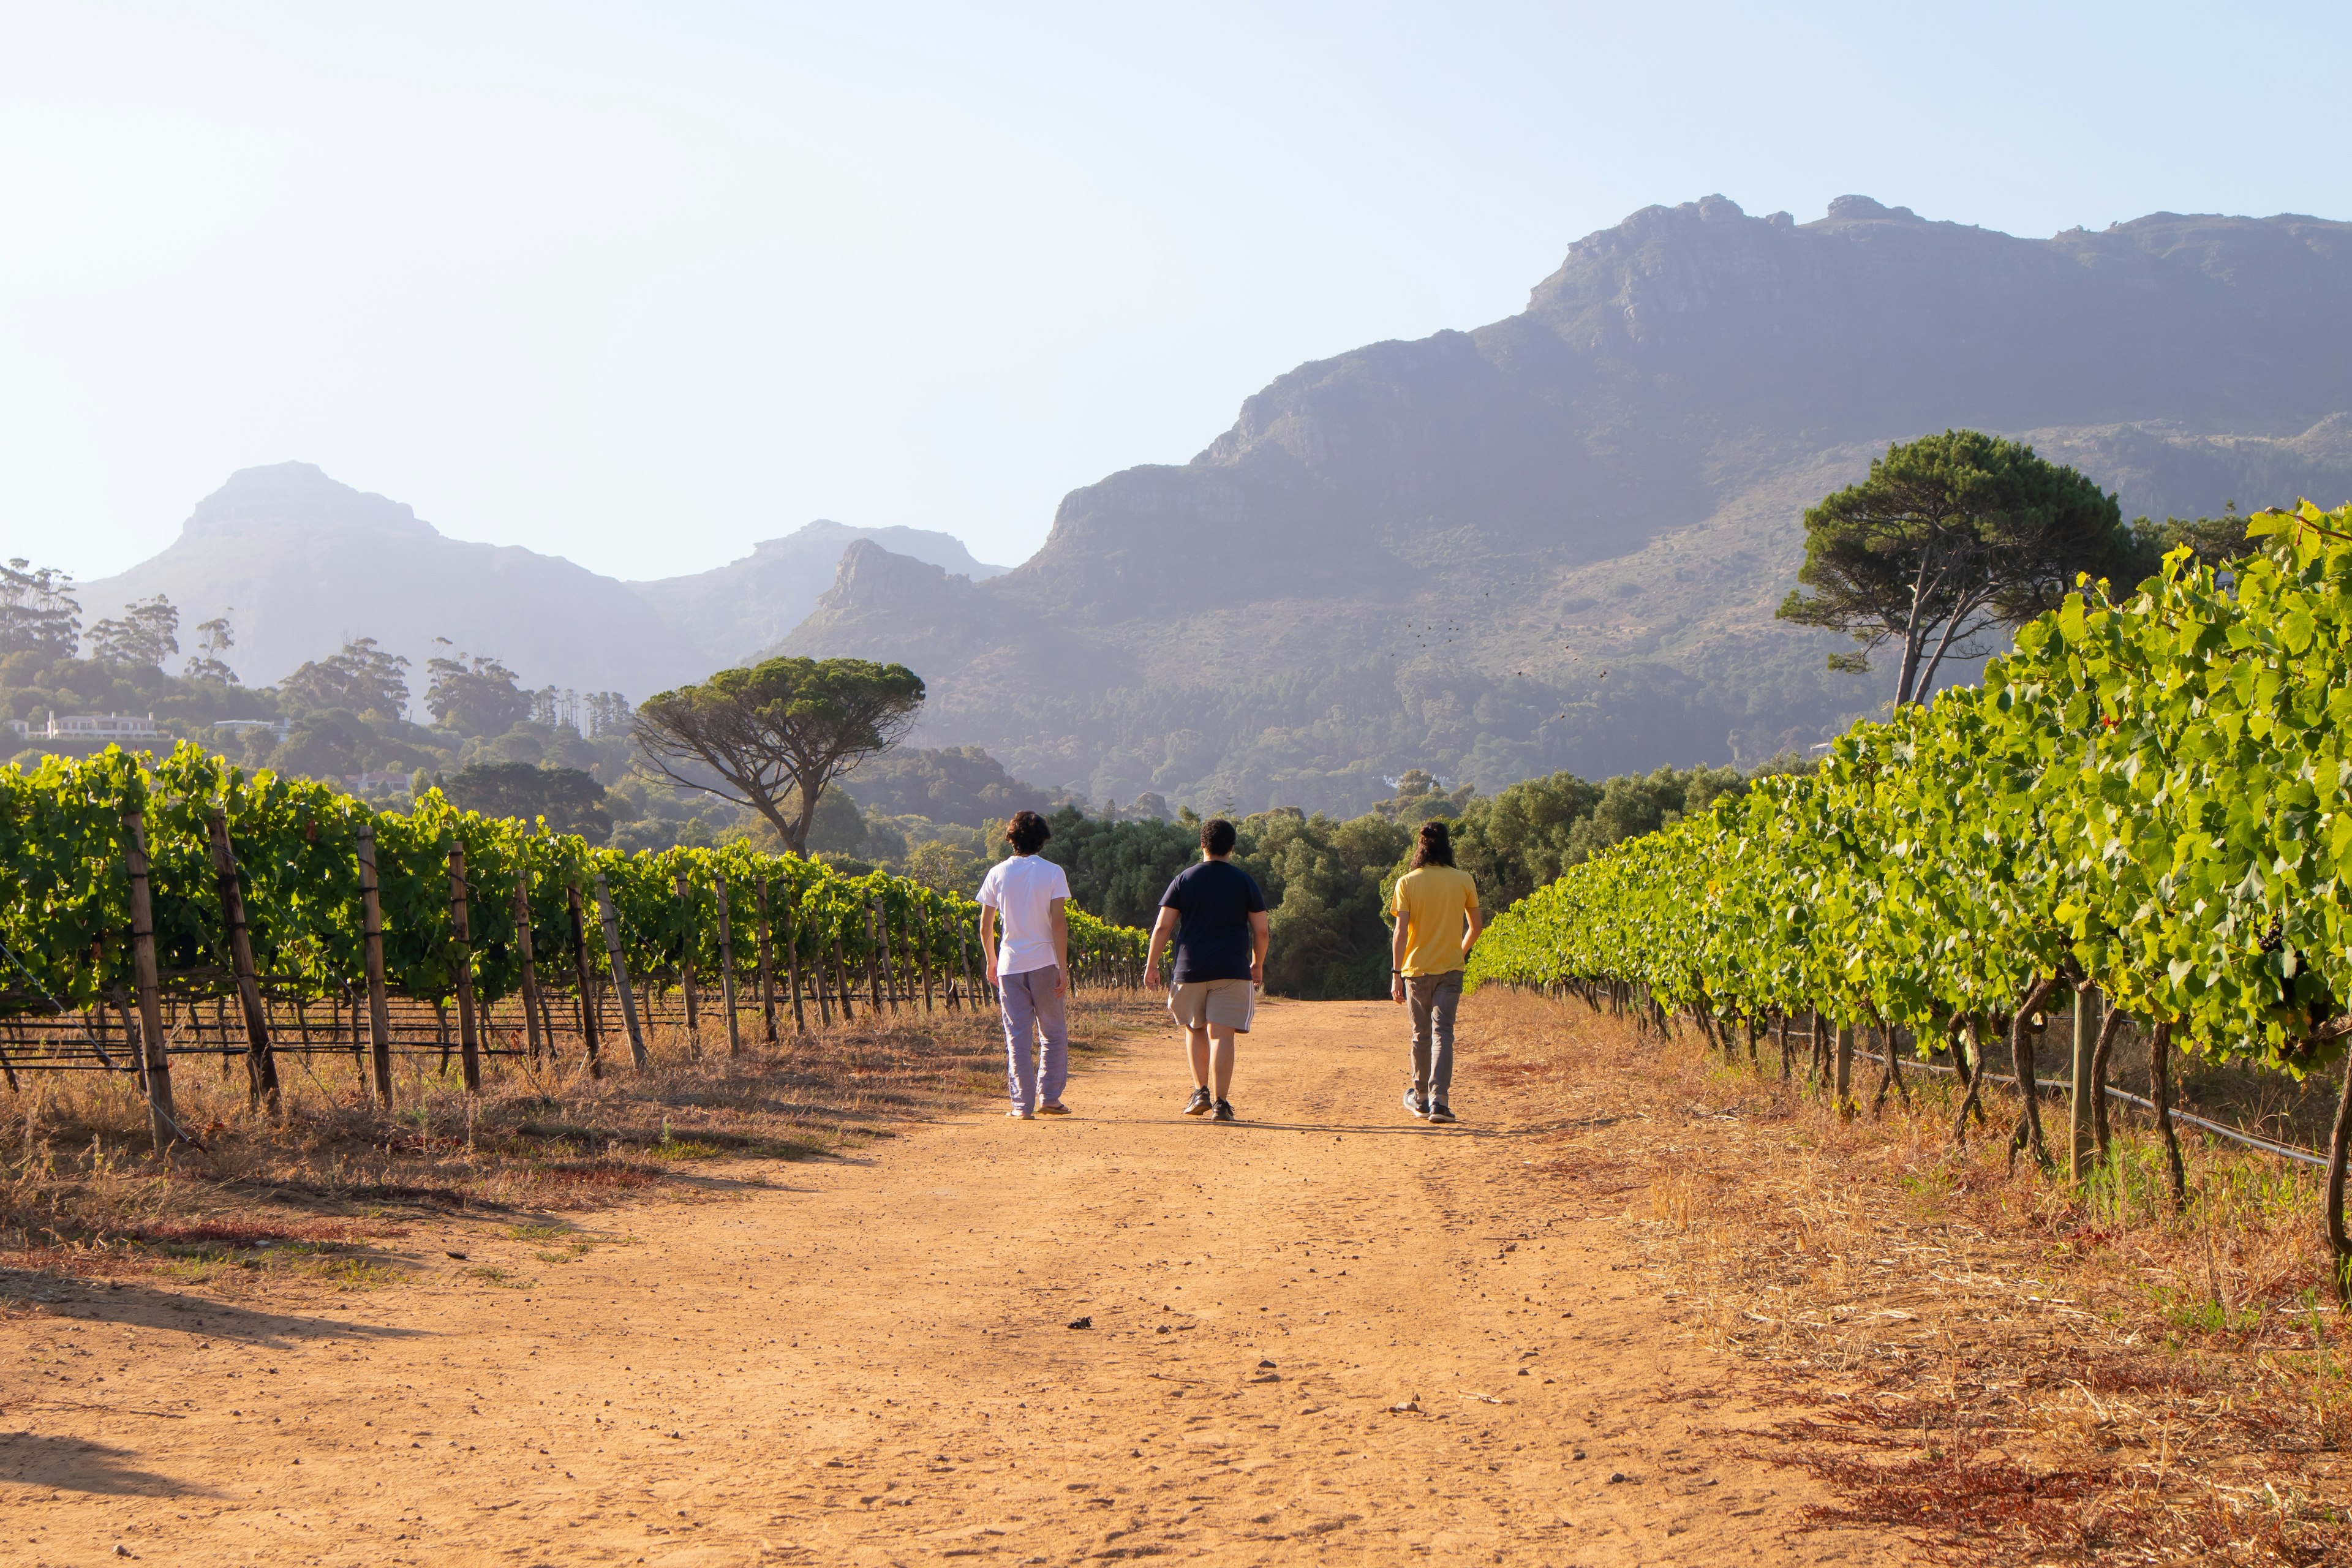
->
[1467,502,2352,1290]
[0,742,1150,1150]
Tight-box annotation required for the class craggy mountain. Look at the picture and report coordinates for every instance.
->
[781,195,2352,814]
[75,466,1003,703]
[79,462,709,698]
[629,521,1006,665]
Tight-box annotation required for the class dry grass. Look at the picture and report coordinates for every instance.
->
[1468,985,2352,1566]
[0,988,1161,1295]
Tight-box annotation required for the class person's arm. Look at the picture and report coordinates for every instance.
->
[1249,910,1271,988]
[1461,900,1484,962]
[1049,898,1069,995]
[1144,907,1180,990]
[1390,900,1410,1005]
[978,905,999,986]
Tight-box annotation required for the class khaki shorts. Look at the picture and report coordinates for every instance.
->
[1169,978,1256,1033]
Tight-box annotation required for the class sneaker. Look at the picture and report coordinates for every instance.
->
[1182,1087,1214,1117]
[1425,1102,1457,1125]
[1402,1088,1428,1118]
[1037,1102,1071,1116]
[1212,1099,1235,1122]
[1006,1108,1033,1120]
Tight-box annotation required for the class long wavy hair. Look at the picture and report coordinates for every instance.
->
[1411,819,1455,869]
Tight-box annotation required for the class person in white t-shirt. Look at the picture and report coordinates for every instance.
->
[976,810,1072,1120]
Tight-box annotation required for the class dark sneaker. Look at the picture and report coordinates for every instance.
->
[1402,1088,1428,1118]
[1425,1102,1458,1124]
[1212,1099,1235,1123]
[1183,1087,1214,1117]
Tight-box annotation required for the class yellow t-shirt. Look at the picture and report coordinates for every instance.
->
[1391,865,1479,977]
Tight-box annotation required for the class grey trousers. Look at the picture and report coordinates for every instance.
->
[1408,971,1463,1103]
[998,966,1069,1112]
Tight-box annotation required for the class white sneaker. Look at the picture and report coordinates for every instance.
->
[1006,1108,1033,1120]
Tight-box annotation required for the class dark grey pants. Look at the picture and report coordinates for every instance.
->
[1408,971,1463,1103]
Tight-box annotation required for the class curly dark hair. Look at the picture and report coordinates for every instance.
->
[1200,818,1237,857]
[1005,810,1052,855]
[1411,819,1455,869]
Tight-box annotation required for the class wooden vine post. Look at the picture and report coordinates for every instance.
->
[2068,985,2101,1180]
[916,902,937,1013]
[783,894,807,1033]
[566,885,603,1076]
[355,822,395,1106]
[448,845,483,1091]
[121,812,181,1150]
[593,872,650,1069]
[832,926,856,1023]
[714,878,743,1057]
[958,910,981,1008]
[754,875,779,1044]
[867,895,889,1013]
[513,870,545,1061]
[675,873,701,1055]
[205,811,281,1118]
[1832,1021,1853,1110]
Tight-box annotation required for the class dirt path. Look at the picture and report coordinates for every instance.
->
[5,1000,1891,1566]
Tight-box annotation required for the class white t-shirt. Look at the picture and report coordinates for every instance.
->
[976,854,1071,976]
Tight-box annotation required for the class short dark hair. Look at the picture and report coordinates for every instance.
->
[1006,810,1051,855]
[1412,819,1455,869]
[1200,818,1237,858]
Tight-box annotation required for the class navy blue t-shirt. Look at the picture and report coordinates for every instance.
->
[1160,860,1267,984]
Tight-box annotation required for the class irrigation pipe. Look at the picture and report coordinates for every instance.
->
[1849,1046,2330,1170]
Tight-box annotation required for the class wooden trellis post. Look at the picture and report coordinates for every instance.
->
[449,845,482,1091]
[867,896,889,1014]
[832,925,856,1023]
[567,885,603,1076]
[675,873,701,1055]
[916,902,937,1013]
[785,895,809,1033]
[514,870,545,1061]
[714,878,742,1057]
[957,910,980,1010]
[356,823,394,1106]
[755,875,779,1044]
[594,872,650,1069]
[2070,986,2101,1180]
[121,813,181,1150]
[205,811,281,1118]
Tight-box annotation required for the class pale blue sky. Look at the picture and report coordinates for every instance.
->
[7,1,2346,583]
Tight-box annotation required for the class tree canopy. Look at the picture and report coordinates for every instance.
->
[1776,429,2132,707]
[1,559,82,660]
[277,637,413,722]
[440,760,613,837]
[631,655,925,855]
[88,594,180,668]
[425,647,533,734]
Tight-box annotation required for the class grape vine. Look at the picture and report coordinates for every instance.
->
[1468,502,2352,1286]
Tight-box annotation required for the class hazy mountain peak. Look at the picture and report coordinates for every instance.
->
[183,461,437,542]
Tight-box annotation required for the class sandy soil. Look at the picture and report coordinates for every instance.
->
[2,998,1894,1566]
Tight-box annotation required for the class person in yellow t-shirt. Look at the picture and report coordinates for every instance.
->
[1389,819,1482,1123]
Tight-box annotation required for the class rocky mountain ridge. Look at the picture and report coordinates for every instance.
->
[778,195,2352,812]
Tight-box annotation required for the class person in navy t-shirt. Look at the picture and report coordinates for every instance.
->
[1143,818,1268,1122]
